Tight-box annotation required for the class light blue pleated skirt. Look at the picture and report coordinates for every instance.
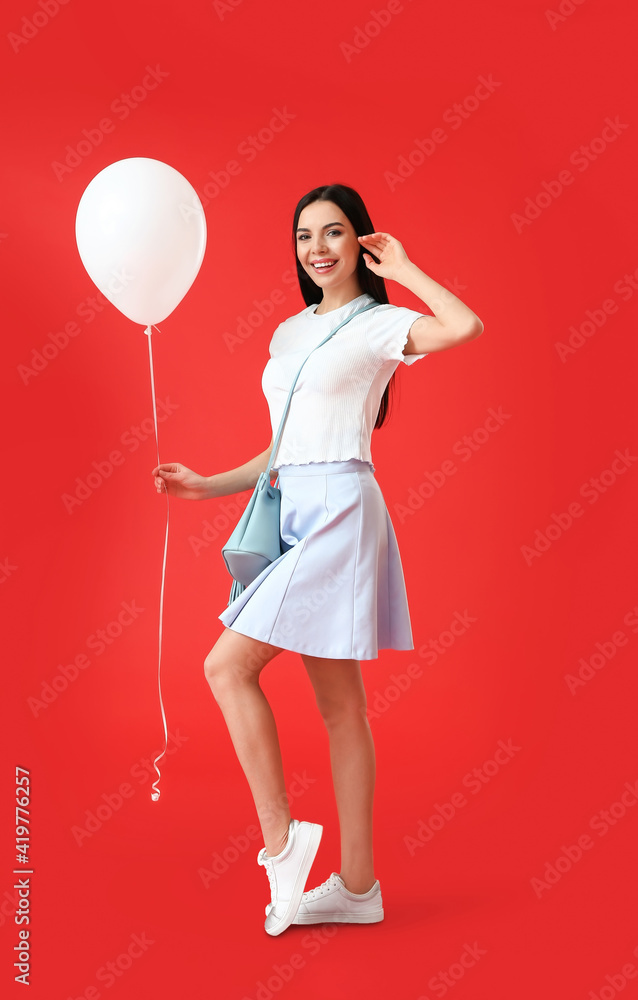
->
[217,458,415,660]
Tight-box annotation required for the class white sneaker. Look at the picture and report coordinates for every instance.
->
[291,871,384,924]
[257,818,323,936]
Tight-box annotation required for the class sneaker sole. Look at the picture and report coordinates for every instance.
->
[292,908,384,924]
[265,823,323,936]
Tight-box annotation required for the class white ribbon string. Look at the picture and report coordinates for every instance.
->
[143,324,170,802]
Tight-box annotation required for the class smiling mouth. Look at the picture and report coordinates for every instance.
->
[311,260,338,272]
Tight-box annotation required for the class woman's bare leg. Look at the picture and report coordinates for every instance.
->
[301,654,376,894]
[204,627,291,858]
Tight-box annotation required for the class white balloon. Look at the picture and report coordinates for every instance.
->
[75,157,207,326]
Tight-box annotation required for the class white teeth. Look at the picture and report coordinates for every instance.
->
[313,261,336,268]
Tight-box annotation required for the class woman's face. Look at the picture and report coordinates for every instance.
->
[296,200,361,290]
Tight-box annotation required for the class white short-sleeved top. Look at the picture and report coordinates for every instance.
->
[261,292,428,471]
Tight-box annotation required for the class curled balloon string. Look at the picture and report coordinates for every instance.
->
[144,323,170,803]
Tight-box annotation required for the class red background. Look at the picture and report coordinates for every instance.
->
[2,0,637,997]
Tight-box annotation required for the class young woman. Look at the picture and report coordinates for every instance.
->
[152,183,483,936]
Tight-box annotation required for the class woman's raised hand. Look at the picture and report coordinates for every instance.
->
[358,231,411,281]
[152,463,210,500]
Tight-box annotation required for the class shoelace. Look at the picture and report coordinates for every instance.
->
[301,873,341,901]
[258,851,278,914]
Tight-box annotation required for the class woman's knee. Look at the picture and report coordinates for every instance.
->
[301,655,368,729]
[203,630,282,693]
[316,693,368,730]
[203,648,229,688]
[203,646,253,694]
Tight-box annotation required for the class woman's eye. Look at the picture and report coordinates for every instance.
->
[298,230,343,240]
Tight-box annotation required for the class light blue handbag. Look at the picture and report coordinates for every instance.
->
[221,300,378,606]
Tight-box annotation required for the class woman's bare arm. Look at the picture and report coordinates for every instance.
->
[152,437,275,500]
[204,436,275,499]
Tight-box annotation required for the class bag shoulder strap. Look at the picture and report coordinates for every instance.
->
[266,299,378,478]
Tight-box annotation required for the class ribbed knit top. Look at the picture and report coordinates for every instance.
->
[261,293,428,471]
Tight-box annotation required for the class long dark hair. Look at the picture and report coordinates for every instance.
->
[291,183,395,429]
